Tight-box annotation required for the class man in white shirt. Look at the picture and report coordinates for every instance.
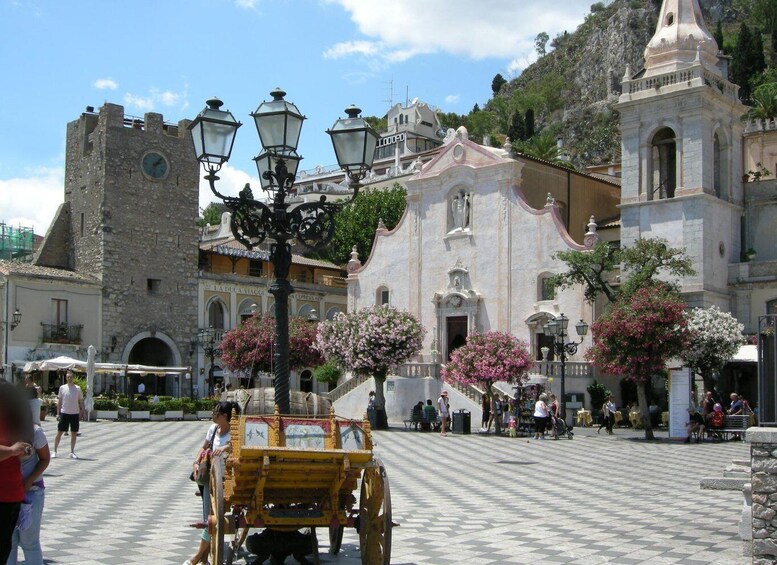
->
[54,371,85,459]
[137,381,146,395]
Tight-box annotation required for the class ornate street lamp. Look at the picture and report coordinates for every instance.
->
[198,326,221,396]
[189,90,377,413]
[543,313,588,424]
[10,309,21,331]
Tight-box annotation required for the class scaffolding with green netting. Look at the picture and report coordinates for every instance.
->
[0,222,34,261]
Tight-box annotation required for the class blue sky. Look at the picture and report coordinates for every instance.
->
[1,0,592,233]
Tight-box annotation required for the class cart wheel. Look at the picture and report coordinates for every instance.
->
[329,524,344,555]
[358,459,392,565]
[209,455,225,565]
[226,525,249,565]
[568,431,574,439]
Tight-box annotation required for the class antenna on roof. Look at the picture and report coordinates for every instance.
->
[383,79,394,110]
[405,85,409,107]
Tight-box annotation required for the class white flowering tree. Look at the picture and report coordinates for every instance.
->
[316,305,425,423]
[681,306,745,392]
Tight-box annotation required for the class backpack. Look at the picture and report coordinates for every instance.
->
[710,411,725,428]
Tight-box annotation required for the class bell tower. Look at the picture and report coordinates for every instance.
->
[616,0,746,308]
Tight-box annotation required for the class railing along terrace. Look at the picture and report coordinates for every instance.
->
[625,66,738,99]
[326,373,371,403]
[397,362,440,379]
[533,361,593,379]
[40,323,83,345]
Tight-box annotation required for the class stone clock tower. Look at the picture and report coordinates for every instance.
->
[616,0,746,309]
[36,103,199,375]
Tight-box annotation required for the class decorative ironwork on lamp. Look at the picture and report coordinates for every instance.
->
[189,90,378,413]
[543,313,588,423]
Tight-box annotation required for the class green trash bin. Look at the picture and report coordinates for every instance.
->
[452,409,471,434]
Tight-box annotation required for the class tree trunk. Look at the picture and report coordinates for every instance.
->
[636,381,655,440]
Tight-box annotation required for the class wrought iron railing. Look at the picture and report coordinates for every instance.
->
[40,323,83,345]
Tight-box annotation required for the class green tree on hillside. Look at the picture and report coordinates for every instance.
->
[491,73,507,95]
[535,32,549,57]
[197,202,223,228]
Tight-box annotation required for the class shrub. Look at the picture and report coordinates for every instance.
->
[93,398,118,411]
[150,403,166,415]
[165,399,184,411]
[196,398,217,412]
[129,400,150,412]
[182,400,197,414]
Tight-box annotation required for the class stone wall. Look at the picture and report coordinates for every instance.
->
[748,427,777,563]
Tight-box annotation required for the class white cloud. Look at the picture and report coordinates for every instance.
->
[326,0,588,68]
[0,168,64,233]
[198,164,261,213]
[94,78,118,90]
[123,86,189,113]
[444,94,460,105]
[235,0,258,8]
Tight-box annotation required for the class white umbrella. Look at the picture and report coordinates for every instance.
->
[85,345,96,420]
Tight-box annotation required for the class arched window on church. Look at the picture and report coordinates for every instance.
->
[299,369,313,393]
[537,273,555,301]
[713,130,730,200]
[208,298,227,330]
[651,128,677,199]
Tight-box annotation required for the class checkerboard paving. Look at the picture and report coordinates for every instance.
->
[23,420,747,564]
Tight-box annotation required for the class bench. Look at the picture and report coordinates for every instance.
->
[707,414,750,441]
[403,409,440,431]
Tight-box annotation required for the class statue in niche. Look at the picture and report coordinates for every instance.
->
[451,191,471,231]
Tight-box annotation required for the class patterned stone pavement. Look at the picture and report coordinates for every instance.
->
[20,419,748,564]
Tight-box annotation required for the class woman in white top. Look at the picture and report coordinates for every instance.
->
[437,391,450,437]
[184,401,241,565]
[598,395,618,435]
[534,393,550,440]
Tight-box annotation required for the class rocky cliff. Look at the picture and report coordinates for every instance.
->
[500,0,737,168]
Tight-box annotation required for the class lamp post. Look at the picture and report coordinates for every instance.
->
[189,89,377,414]
[543,313,588,423]
[198,326,220,397]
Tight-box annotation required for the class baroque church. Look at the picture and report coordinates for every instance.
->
[338,0,775,423]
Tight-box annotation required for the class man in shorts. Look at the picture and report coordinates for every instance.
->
[54,371,85,459]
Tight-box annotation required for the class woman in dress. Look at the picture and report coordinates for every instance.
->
[533,393,549,440]
[480,394,491,433]
[0,382,33,563]
[184,401,241,565]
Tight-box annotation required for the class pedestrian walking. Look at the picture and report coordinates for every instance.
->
[437,391,450,437]
[480,394,490,432]
[597,394,617,435]
[534,393,549,440]
[53,371,85,459]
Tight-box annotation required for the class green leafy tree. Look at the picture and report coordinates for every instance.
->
[535,32,550,57]
[714,20,725,53]
[197,202,223,228]
[514,130,573,168]
[313,359,342,390]
[550,237,695,304]
[746,82,777,120]
[731,23,766,100]
[587,285,689,440]
[491,73,507,95]
[364,115,388,134]
[325,184,407,265]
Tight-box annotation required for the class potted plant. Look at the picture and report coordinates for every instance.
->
[163,398,184,420]
[94,398,119,420]
[182,399,197,421]
[150,401,166,421]
[128,399,150,421]
[196,398,216,420]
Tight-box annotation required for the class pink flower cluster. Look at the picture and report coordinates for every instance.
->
[441,331,533,388]
[315,305,425,377]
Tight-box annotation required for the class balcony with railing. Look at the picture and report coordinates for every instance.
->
[41,323,84,345]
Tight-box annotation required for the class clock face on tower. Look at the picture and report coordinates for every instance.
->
[141,151,169,180]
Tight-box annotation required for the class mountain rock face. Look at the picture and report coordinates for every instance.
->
[502,0,735,168]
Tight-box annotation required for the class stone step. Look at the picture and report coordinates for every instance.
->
[723,469,750,478]
[700,476,749,490]
[732,459,750,468]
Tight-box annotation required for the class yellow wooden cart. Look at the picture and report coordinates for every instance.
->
[207,408,392,564]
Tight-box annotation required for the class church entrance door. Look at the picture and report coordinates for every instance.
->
[446,316,468,361]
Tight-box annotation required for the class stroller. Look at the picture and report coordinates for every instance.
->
[550,413,574,440]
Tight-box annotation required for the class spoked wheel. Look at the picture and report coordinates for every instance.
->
[329,523,344,555]
[358,459,392,565]
[209,455,225,565]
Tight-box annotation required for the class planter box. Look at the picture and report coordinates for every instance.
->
[196,410,212,420]
[149,414,165,421]
[165,410,184,420]
[95,410,119,420]
[184,414,197,421]
[129,410,150,420]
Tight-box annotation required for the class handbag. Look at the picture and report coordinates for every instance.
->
[190,427,216,486]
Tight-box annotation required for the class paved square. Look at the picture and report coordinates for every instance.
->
[23,419,748,564]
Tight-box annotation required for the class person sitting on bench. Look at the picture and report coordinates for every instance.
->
[684,408,705,444]
[411,401,424,430]
[422,399,437,431]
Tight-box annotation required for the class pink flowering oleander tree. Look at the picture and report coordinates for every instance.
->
[219,314,323,385]
[315,305,425,419]
[680,306,745,394]
[441,331,533,398]
[587,284,689,440]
